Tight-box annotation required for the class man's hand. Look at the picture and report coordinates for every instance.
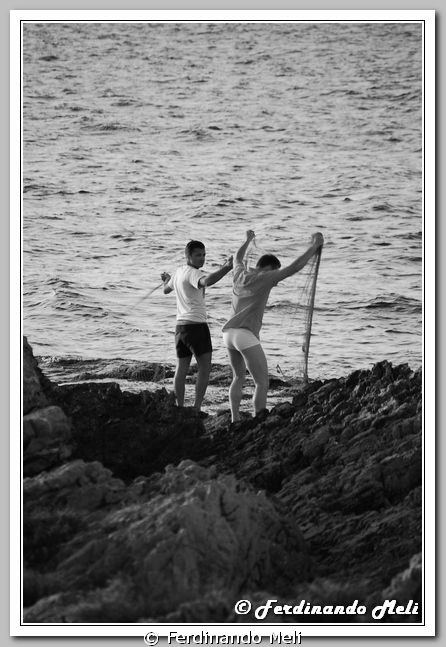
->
[161,272,171,282]
[312,232,324,248]
[246,230,255,242]
[223,255,234,270]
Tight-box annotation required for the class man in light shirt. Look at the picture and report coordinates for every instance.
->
[222,230,323,422]
[161,240,233,413]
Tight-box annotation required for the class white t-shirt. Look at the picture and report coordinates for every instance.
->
[167,265,207,323]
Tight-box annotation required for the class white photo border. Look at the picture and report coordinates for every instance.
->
[10,8,436,638]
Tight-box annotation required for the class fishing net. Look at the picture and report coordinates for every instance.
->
[244,237,322,384]
[287,246,322,383]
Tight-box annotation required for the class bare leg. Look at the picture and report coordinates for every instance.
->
[174,355,192,407]
[242,344,269,416]
[227,348,247,422]
[194,352,212,411]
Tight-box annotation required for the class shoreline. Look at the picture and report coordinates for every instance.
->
[36,355,309,416]
[36,353,421,418]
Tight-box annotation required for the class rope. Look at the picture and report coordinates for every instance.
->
[132,282,164,308]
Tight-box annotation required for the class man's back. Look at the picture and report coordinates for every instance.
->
[222,262,281,337]
[169,265,206,323]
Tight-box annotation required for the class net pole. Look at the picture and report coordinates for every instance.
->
[302,245,323,382]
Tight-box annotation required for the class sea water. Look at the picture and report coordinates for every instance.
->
[21,21,423,381]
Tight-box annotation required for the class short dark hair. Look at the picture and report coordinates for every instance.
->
[256,254,281,270]
[185,240,205,256]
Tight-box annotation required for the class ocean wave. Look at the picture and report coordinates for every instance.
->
[396,256,422,263]
[46,277,74,288]
[26,92,57,99]
[53,302,108,317]
[82,121,142,133]
[365,295,421,313]
[371,203,393,212]
[111,99,144,107]
[346,215,369,221]
[401,232,422,240]
[23,182,59,194]
[179,127,216,141]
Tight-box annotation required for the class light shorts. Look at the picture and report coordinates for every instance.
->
[222,328,260,352]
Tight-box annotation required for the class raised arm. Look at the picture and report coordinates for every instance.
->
[198,256,233,288]
[235,229,256,264]
[276,232,324,282]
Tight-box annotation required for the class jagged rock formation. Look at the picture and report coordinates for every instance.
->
[204,361,422,592]
[50,381,211,481]
[23,338,73,476]
[24,460,311,622]
[21,337,423,623]
[23,337,53,414]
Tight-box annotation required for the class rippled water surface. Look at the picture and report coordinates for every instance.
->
[22,21,423,380]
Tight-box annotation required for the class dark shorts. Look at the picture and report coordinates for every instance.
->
[175,323,212,359]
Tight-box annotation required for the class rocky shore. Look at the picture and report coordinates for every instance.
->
[22,337,423,624]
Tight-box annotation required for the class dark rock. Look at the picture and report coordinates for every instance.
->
[23,459,127,514]
[51,382,208,481]
[382,552,422,605]
[23,337,53,414]
[23,338,73,475]
[345,368,367,388]
[271,401,294,418]
[23,461,312,622]
[206,361,422,597]
[21,338,423,624]
[291,391,309,408]
[23,405,73,476]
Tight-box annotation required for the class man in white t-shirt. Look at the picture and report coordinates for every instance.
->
[161,240,233,413]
